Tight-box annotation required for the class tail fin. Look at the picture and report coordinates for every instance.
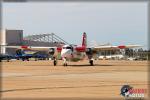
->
[16,49,25,56]
[82,32,87,47]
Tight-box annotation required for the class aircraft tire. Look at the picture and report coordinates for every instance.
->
[63,63,67,66]
[89,59,94,66]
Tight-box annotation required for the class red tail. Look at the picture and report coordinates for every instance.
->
[82,32,87,47]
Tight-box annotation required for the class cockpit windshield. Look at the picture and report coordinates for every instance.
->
[63,47,72,49]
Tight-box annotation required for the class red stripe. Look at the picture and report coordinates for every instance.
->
[118,45,126,49]
[21,46,28,49]
[75,46,86,52]
[57,47,62,52]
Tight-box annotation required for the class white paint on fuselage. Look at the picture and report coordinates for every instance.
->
[61,45,86,61]
[61,45,73,59]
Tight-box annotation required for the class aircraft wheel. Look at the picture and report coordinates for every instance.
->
[63,63,67,66]
[35,58,38,61]
[7,58,10,62]
[89,59,94,66]
[54,60,57,66]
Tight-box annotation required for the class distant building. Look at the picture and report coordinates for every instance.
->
[0,29,23,54]
[97,49,124,60]
[0,29,68,54]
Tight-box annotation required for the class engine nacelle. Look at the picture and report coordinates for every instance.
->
[86,48,95,60]
[86,48,93,55]
[49,48,55,55]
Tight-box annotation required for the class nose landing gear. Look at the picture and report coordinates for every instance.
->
[63,57,67,66]
[63,63,67,66]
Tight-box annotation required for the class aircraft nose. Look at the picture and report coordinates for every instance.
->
[61,49,72,58]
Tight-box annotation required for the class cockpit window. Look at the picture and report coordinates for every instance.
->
[63,47,72,49]
[66,47,71,49]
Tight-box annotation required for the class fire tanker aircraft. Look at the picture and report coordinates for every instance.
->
[4,32,141,66]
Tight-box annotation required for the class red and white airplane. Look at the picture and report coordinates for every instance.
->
[4,32,141,66]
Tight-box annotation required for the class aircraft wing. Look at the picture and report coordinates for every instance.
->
[1,45,57,50]
[91,45,142,51]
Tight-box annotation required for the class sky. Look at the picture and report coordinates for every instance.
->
[2,2,148,49]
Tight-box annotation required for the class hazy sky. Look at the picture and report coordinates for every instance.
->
[2,2,148,49]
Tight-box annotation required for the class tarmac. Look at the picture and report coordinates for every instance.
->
[0,60,149,100]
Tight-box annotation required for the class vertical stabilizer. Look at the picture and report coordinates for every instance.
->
[82,32,87,47]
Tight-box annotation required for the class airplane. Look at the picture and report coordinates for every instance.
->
[0,49,35,61]
[14,49,33,61]
[14,49,49,61]
[0,53,14,62]
[2,32,141,66]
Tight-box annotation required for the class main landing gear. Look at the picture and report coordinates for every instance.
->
[89,58,94,66]
[53,57,57,66]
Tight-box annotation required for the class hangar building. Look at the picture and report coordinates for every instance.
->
[0,29,68,54]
